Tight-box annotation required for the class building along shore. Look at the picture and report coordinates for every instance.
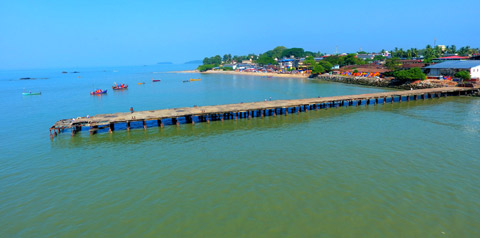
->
[175,70,309,78]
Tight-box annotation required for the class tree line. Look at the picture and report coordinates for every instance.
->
[388,45,479,62]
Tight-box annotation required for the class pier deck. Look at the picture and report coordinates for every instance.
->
[50,86,479,137]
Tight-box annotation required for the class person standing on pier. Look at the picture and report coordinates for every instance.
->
[130,107,134,113]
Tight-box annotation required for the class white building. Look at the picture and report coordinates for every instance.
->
[423,60,480,79]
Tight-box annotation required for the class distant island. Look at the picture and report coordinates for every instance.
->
[184,60,202,64]
[157,62,173,65]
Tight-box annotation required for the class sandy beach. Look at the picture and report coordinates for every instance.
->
[172,70,310,78]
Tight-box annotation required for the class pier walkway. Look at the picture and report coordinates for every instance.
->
[50,86,479,138]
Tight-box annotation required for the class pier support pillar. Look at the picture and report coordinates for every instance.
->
[407,96,410,102]
[127,121,131,131]
[285,108,288,116]
[158,119,163,128]
[391,97,394,104]
[248,111,251,119]
[109,123,115,133]
[143,120,147,130]
[90,126,98,135]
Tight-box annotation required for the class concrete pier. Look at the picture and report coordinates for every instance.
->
[50,87,479,137]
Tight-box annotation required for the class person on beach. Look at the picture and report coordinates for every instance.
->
[130,107,134,113]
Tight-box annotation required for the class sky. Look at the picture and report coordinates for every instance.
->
[1,0,479,69]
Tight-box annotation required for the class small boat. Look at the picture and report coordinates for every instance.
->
[112,84,128,90]
[152,79,161,82]
[90,89,107,95]
[190,78,201,81]
[183,80,190,83]
[138,82,145,85]
[22,92,41,96]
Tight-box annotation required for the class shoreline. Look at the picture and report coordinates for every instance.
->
[171,70,471,90]
[172,70,309,78]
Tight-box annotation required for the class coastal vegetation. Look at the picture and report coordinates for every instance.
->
[390,45,480,62]
[303,56,333,74]
[197,64,215,72]
[454,70,471,81]
[391,68,426,82]
[322,54,366,67]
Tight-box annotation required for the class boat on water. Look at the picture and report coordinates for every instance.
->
[138,82,145,85]
[183,80,190,83]
[112,83,128,90]
[90,89,107,95]
[22,92,41,96]
[190,78,201,81]
[152,79,161,82]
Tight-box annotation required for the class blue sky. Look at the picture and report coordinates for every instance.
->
[1,0,479,69]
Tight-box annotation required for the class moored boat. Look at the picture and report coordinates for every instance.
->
[22,92,41,96]
[152,79,161,82]
[190,78,201,81]
[138,82,145,85]
[112,83,128,90]
[90,89,107,95]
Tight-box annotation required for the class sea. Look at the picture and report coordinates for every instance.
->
[1,64,479,237]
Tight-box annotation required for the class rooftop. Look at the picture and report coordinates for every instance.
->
[424,60,480,69]
[438,56,470,59]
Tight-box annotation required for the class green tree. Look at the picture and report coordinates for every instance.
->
[454,70,471,81]
[373,55,386,61]
[318,61,333,71]
[323,55,341,66]
[256,55,276,66]
[385,57,401,71]
[393,68,426,82]
[197,64,215,72]
[303,56,316,70]
[312,64,325,75]
[282,48,305,58]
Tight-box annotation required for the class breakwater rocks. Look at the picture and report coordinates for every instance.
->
[316,75,446,90]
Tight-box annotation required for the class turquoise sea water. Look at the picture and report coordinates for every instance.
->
[1,65,479,237]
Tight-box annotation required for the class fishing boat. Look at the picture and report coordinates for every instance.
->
[22,92,41,96]
[90,89,107,95]
[138,82,145,85]
[112,84,128,90]
[152,79,161,82]
[190,78,201,81]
